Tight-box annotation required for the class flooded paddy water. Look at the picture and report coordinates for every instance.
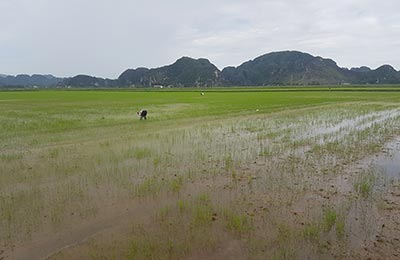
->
[372,137,400,179]
[1,99,400,260]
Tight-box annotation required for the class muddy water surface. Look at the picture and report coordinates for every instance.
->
[374,137,400,179]
[2,103,400,260]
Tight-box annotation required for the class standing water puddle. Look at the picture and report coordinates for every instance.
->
[338,136,400,251]
[295,109,400,144]
[371,137,400,179]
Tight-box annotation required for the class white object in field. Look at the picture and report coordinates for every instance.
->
[256,109,259,112]
[201,92,205,96]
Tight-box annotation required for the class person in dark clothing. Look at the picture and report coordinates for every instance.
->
[137,109,147,120]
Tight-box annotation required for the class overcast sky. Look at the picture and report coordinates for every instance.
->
[1,0,399,78]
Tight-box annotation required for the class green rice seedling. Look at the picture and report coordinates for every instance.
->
[134,177,162,197]
[224,155,233,171]
[0,153,24,162]
[355,179,372,197]
[323,208,337,232]
[196,193,211,204]
[303,223,320,242]
[259,147,273,157]
[353,171,376,198]
[192,194,213,227]
[177,199,189,213]
[132,147,152,160]
[193,203,213,227]
[275,224,293,244]
[231,170,237,183]
[335,217,345,238]
[223,209,253,235]
[126,238,158,260]
[169,175,184,193]
[99,140,111,147]
[89,243,117,260]
[48,148,60,159]
[153,156,161,168]
[127,234,191,260]
[158,206,171,222]
[271,247,296,260]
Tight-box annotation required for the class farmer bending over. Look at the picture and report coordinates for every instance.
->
[137,109,147,120]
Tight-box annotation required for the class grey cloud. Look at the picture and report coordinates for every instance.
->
[0,0,399,78]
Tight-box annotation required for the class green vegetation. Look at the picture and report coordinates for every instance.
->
[323,208,337,232]
[354,170,377,198]
[1,89,400,259]
[223,209,253,235]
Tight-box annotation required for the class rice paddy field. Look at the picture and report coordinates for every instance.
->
[1,89,400,260]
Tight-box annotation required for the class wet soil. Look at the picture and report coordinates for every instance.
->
[2,107,400,260]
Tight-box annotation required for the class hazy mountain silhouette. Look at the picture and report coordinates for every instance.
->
[0,74,63,87]
[2,51,400,88]
[221,51,348,85]
[118,57,221,87]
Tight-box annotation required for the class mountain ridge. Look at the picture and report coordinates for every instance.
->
[1,51,400,87]
[0,74,64,87]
